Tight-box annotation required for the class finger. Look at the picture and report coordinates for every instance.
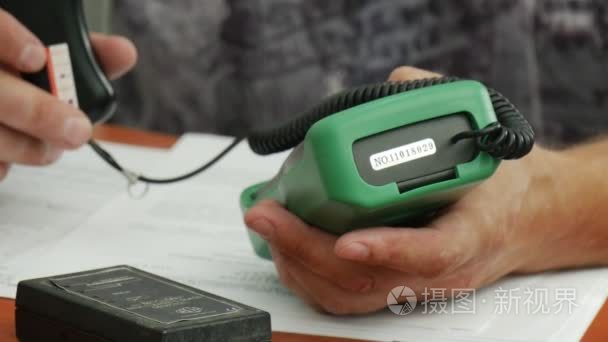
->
[0,125,63,165]
[334,225,473,278]
[275,247,471,310]
[0,65,20,77]
[0,9,47,72]
[0,162,10,182]
[245,201,376,293]
[90,33,137,80]
[269,246,323,311]
[388,66,441,82]
[276,250,386,315]
[0,69,92,148]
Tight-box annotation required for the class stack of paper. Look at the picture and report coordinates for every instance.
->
[0,142,168,280]
[0,134,606,341]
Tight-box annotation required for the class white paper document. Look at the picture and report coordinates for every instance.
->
[1,134,607,342]
[0,141,169,291]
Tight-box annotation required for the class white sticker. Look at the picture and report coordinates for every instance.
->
[46,43,79,108]
[369,138,437,171]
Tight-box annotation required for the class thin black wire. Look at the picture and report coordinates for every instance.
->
[89,137,244,184]
[452,122,502,141]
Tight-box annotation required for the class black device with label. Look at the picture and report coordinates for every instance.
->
[0,0,116,123]
[15,266,271,342]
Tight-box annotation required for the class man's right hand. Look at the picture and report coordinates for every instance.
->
[0,8,137,181]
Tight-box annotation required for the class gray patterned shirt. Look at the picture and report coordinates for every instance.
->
[110,0,608,147]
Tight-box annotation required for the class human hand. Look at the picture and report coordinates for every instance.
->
[0,9,137,181]
[244,67,572,315]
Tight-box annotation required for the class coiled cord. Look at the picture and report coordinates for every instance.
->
[91,77,534,189]
[248,77,534,160]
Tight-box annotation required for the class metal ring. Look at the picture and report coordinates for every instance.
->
[127,181,149,200]
[121,169,149,199]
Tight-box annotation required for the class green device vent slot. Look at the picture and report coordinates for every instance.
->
[397,168,456,193]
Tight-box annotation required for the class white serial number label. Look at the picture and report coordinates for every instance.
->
[369,138,437,171]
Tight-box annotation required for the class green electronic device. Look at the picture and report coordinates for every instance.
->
[241,78,534,260]
[1,0,534,262]
[0,0,534,261]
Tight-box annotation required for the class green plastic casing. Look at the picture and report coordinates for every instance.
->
[240,81,500,259]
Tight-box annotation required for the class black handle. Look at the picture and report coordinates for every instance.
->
[0,0,116,123]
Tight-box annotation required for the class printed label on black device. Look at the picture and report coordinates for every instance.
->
[50,266,243,324]
[369,138,437,171]
[46,43,79,108]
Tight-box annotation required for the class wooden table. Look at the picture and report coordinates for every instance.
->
[0,124,606,342]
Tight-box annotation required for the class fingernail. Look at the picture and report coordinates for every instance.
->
[63,117,92,147]
[339,242,370,261]
[43,146,63,164]
[19,44,47,71]
[249,219,275,240]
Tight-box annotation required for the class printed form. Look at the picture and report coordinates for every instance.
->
[1,134,607,341]
[0,142,169,292]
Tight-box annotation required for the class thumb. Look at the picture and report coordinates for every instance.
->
[388,66,441,82]
[90,33,137,80]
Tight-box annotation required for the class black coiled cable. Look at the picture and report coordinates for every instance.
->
[248,77,535,160]
[91,77,534,187]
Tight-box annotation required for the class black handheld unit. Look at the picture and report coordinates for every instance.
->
[16,266,271,342]
[0,0,116,123]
